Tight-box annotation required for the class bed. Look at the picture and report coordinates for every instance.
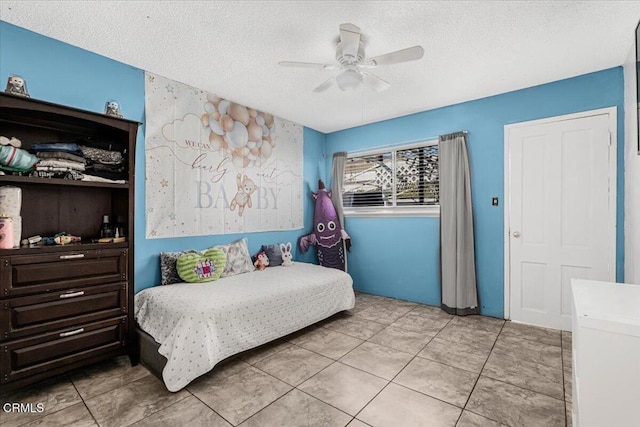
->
[134,262,355,391]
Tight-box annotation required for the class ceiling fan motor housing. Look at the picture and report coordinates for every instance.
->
[336,40,365,66]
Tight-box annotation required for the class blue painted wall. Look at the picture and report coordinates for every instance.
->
[0,21,323,291]
[326,68,625,318]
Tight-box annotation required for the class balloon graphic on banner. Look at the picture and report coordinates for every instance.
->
[201,94,275,169]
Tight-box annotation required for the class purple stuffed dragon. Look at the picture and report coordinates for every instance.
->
[299,180,351,271]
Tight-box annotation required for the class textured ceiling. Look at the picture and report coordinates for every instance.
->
[1,1,639,133]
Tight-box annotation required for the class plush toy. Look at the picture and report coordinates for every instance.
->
[280,242,293,266]
[254,250,269,270]
[299,180,351,271]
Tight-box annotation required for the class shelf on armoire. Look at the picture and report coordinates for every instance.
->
[0,175,128,189]
[0,240,129,255]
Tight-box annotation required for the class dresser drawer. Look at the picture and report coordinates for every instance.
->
[0,283,127,341]
[0,317,126,384]
[0,249,127,298]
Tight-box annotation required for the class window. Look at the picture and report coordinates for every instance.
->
[343,141,439,216]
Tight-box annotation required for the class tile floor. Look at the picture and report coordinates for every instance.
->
[0,293,574,427]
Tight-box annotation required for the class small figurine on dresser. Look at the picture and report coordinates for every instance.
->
[37,232,81,245]
[104,100,123,118]
[4,75,30,97]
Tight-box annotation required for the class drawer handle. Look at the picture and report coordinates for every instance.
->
[60,291,85,299]
[59,328,84,338]
[60,254,85,260]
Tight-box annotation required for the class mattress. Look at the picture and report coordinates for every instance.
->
[134,262,354,391]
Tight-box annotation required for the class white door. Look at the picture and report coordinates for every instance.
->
[506,110,616,331]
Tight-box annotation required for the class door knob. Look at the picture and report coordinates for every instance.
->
[513,231,521,238]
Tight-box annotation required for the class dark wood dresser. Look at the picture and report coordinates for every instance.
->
[0,93,138,392]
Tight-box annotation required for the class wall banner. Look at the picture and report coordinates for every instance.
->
[144,72,303,238]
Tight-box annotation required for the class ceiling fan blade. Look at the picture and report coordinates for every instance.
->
[364,45,425,67]
[339,23,361,59]
[279,61,338,70]
[360,71,391,92]
[312,76,336,93]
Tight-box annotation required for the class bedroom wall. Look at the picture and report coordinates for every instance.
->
[325,68,625,318]
[623,41,639,284]
[0,21,325,291]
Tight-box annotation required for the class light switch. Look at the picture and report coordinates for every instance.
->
[492,197,499,206]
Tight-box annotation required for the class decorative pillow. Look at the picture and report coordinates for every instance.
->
[216,237,254,277]
[176,248,226,283]
[261,244,283,266]
[160,250,202,285]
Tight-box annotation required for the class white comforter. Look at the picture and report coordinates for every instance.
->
[134,262,354,391]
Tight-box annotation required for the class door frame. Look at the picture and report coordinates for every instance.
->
[503,107,617,320]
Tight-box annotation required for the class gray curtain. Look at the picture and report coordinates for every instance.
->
[439,132,479,315]
[331,152,348,270]
[331,152,347,227]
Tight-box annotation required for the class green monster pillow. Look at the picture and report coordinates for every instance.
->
[176,248,227,283]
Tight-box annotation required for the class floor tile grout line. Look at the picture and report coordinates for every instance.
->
[292,385,362,424]
[501,324,563,349]
[65,361,153,404]
[241,341,294,366]
[69,378,101,427]
[189,390,237,427]
[474,371,567,404]
[411,317,500,375]
[288,327,431,384]
[116,392,189,427]
[350,315,458,421]
[456,319,507,426]
[87,372,187,427]
[123,393,193,427]
[349,380,392,423]
[477,335,569,402]
[248,349,334,388]
[478,372,565,403]
[9,376,89,427]
[229,386,295,426]
[268,315,446,424]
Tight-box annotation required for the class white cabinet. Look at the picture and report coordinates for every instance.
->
[571,279,640,427]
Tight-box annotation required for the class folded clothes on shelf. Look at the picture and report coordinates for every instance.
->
[81,174,126,184]
[36,150,85,163]
[29,170,84,180]
[80,145,123,165]
[30,142,83,157]
[37,158,85,171]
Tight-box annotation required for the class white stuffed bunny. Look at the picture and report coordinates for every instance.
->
[280,242,293,267]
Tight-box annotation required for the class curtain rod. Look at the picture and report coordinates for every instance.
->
[326,130,469,158]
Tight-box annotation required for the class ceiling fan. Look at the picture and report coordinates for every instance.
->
[279,23,424,93]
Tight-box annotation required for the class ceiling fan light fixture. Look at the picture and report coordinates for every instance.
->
[279,23,424,93]
[336,69,362,91]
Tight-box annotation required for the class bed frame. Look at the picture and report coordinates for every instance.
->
[135,316,335,383]
[136,326,168,380]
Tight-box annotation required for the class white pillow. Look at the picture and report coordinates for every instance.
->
[214,237,254,277]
